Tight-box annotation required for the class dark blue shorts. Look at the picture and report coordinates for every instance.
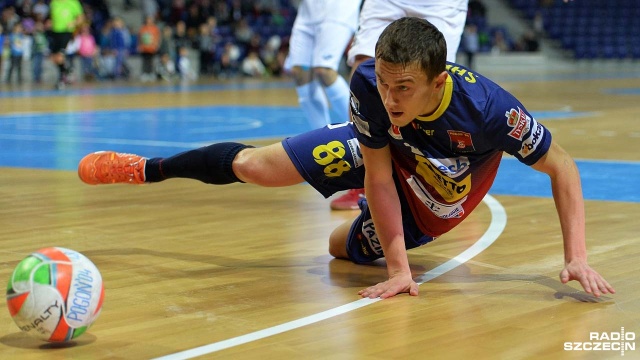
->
[282,123,435,263]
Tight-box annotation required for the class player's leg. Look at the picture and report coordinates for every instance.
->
[329,197,435,264]
[406,3,468,62]
[78,123,365,191]
[78,142,304,187]
[331,0,404,210]
[286,21,331,128]
[312,21,356,124]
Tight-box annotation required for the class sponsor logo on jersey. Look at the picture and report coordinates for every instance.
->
[447,130,475,153]
[407,175,466,219]
[361,219,382,255]
[415,154,471,202]
[426,157,470,179]
[505,107,531,141]
[388,124,403,140]
[518,118,544,158]
[349,92,370,137]
[346,138,364,168]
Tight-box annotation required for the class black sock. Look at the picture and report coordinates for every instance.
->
[144,142,253,184]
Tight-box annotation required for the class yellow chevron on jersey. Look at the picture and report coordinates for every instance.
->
[415,154,471,202]
[415,75,453,122]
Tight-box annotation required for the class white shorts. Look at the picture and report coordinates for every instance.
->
[347,0,468,65]
[285,20,356,71]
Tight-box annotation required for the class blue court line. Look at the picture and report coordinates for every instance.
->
[492,158,640,203]
[0,81,295,99]
[602,88,640,95]
[0,106,637,202]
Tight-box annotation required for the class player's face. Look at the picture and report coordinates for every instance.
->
[375,59,441,127]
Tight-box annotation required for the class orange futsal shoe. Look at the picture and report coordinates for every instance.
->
[78,151,146,185]
[329,188,365,210]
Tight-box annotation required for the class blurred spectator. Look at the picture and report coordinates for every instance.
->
[532,11,544,37]
[77,22,98,81]
[138,15,161,81]
[141,0,159,23]
[233,18,253,50]
[173,21,191,74]
[0,24,4,77]
[177,46,196,80]
[167,0,187,26]
[48,0,84,89]
[462,23,479,69]
[5,22,25,84]
[216,41,240,78]
[32,0,49,21]
[241,50,266,77]
[185,2,206,39]
[1,7,20,35]
[468,0,486,18]
[30,20,48,83]
[109,17,131,78]
[260,34,281,75]
[156,51,176,81]
[158,24,176,60]
[516,30,539,52]
[214,1,232,26]
[491,29,511,55]
[196,22,216,76]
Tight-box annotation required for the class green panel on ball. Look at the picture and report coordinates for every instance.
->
[12,256,50,285]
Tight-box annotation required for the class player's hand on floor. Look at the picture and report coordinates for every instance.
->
[358,273,419,299]
[560,259,616,297]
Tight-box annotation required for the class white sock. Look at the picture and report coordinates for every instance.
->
[324,76,350,124]
[296,81,331,129]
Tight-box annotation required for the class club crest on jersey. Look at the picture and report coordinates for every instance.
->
[505,107,531,140]
[447,130,475,153]
[349,92,370,137]
[388,124,403,140]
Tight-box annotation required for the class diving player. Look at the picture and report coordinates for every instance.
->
[78,17,614,300]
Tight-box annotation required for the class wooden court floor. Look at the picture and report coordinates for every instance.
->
[1,63,640,359]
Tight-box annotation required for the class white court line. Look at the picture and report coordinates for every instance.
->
[153,194,507,360]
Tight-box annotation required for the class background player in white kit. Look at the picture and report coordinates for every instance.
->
[285,0,363,128]
[330,0,469,210]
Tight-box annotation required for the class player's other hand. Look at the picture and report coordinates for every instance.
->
[358,273,418,299]
[560,259,616,297]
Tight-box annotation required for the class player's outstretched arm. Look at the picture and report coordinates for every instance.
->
[357,144,419,299]
[530,141,615,297]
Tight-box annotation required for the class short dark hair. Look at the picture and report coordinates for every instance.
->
[374,17,447,81]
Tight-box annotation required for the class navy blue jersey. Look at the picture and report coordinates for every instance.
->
[349,59,552,237]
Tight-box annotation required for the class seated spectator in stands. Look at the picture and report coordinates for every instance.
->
[156,51,176,81]
[216,41,240,79]
[177,46,197,80]
[260,34,281,75]
[516,30,540,52]
[233,18,253,50]
[491,29,511,55]
[241,50,266,77]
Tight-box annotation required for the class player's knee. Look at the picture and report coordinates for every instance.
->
[231,147,262,184]
[328,229,349,260]
[312,67,338,87]
[290,66,311,85]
